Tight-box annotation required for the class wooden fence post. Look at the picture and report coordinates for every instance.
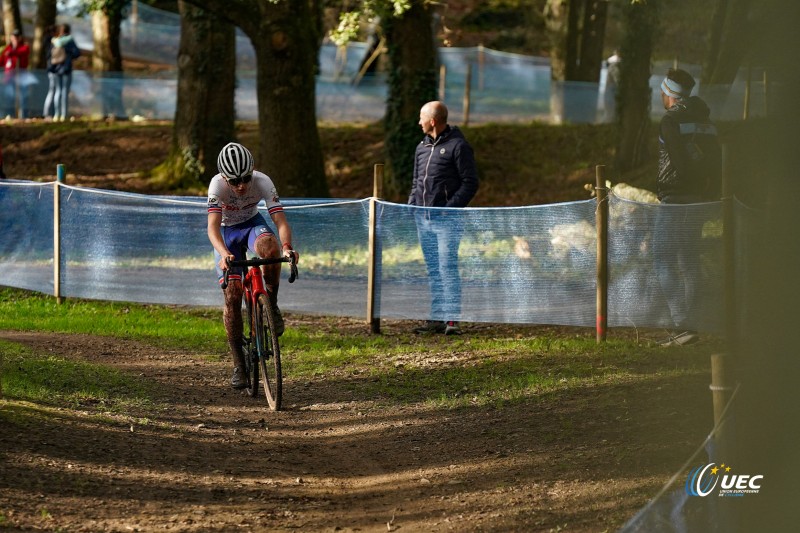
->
[711,144,736,460]
[439,64,447,102]
[54,164,65,304]
[595,165,608,343]
[477,43,485,91]
[367,164,384,334]
[463,63,472,126]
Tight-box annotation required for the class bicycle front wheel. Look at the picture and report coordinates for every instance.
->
[244,298,259,397]
[255,293,282,410]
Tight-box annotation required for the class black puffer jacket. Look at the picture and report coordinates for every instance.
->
[657,96,722,202]
[408,126,479,207]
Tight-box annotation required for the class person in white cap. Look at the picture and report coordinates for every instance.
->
[654,68,721,347]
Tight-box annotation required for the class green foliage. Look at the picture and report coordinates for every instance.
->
[329,11,362,47]
[150,144,206,192]
[327,1,414,46]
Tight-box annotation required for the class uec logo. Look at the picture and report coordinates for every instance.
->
[686,463,763,497]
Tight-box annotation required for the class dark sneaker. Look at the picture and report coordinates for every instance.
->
[659,330,699,347]
[231,366,247,389]
[272,303,285,337]
[413,320,447,334]
[444,321,462,336]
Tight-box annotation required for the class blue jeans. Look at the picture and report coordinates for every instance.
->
[42,72,57,118]
[3,76,28,118]
[415,210,464,321]
[652,203,705,330]
[43,72,72,120]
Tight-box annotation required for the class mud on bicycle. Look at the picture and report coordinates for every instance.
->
[221,255,298,410]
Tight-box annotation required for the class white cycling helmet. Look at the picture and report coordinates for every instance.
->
[217,142,254,180]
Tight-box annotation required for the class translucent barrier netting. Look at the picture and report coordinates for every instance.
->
[14,1,765,123]
[0,180,742,333]
[0,181,55,294]
[374,200,598,325]
[608,196,723,332]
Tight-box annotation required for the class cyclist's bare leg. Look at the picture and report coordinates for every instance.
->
[255,235,281,306]
[223,280,246,368]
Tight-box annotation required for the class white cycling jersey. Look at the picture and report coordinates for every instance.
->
[207,171,284,226]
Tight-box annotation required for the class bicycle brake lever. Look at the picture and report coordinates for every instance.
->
[221,258,231,290]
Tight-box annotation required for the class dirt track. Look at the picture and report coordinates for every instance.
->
[0,324,715,532]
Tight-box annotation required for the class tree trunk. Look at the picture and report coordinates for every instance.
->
[615,0,659,172]
[544,0,570,81]
[251,3,328,197]
[575,0,608,82]
[182,0,329,198]
[382,0,437,198]
[2,0,21,40]
[545,0,608,123]
[32,0,58,69]
[703,0,729,85]
[704,0,754,85]
[153,1,236,189]
[91,5,126,118]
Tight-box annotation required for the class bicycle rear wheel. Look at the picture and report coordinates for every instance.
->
[255,293,282,410]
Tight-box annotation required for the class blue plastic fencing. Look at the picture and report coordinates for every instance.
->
[0,179,744,335]
[11,0,766,123]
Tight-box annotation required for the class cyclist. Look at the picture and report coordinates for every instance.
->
[207,142,299,389]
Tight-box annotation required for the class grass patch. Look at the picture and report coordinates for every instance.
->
[0,288,226,354]
[340,334,712,408]
[0,339,157,412]
[2,288,717,412]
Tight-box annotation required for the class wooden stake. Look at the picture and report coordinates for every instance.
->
[54,164,65,304]
[367,164,384,334]
[595,165,608,343]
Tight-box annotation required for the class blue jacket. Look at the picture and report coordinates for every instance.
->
[408,125,479,207]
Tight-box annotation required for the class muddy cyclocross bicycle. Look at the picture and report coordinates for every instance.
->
[221,255,298,410]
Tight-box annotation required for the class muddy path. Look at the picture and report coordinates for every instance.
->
[0,327,713,532]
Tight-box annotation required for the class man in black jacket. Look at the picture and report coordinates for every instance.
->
[654,68,721,346]
[409,101,479,335]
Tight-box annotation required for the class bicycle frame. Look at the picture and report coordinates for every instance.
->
[222,256,296,338]
[242,264,269,333]
[220,254,298,408]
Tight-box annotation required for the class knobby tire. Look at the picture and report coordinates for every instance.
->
[255,293,282,410]
[244,299,259,398]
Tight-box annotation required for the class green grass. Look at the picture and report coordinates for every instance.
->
[1,340,157,411]
[1,287,716,411]
[330,335,709,408]
[0,288,226,354]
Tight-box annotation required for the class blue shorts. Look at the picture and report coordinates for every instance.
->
[214,213,275,284]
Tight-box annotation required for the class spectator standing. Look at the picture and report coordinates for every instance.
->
[653,68,722,346]
[43,24,80,122]
[1,30,31,119]
[41,25,57,119]
[409,101,479,335]
[603,50,621,121]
